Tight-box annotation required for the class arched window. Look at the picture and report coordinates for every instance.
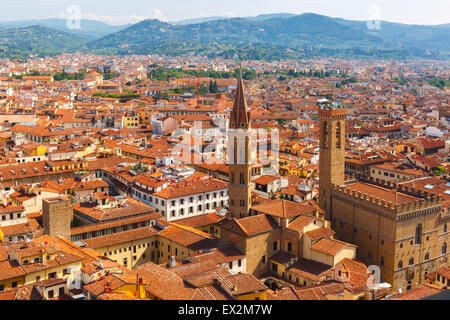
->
[444,224,447,233]
[415,224,422,244]
[239,173,244,185]
[398,260,403,269]
[323,122,328,148]
[336,121,342,149]
[233,136,238,164]
[424,252,430,260]
[380,256,384,266]
[287,242,292,252]
[442,242,447,255]
[409,257,414,266]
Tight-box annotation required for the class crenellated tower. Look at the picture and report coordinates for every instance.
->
[318,100,346,220]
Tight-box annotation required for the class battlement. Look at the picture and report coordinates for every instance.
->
[331,178,442,215]
[318,102,347,118]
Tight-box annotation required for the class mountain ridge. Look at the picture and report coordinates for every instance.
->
[0,18,129,39]
[85,13,449,59]
[0,13,449,60]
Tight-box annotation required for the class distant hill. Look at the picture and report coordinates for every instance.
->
[330,17,450,51]
[0,18,128,39]
[89,13,446,59]
[172,13,297,25]
[0,25,89,59]
[88,14,380,52]
[1,13,449,60]
[171,16,229,25]
[246,13,297,21]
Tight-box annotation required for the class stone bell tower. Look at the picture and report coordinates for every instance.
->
[318,100,346,221]
[228,72,252,219]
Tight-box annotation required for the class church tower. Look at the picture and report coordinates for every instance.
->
[318,100,346,221]
[228,73,252,219]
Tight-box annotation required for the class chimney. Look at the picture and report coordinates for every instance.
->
[41,248,47,266]
[168,255,176,267]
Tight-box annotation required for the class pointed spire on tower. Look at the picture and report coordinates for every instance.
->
[230,66,250,129]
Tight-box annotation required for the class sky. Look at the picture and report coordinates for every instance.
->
[0,0,449,26]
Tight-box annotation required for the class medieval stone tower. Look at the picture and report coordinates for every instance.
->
[228,73,252,219]
[42,196,73,240]
[318,100,346,220]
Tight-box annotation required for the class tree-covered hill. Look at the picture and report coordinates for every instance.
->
[0,25,89,59]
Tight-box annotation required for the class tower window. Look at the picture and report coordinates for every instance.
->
[415,224,422,244]
[323,122,329,148]
[336,121,342,149]
[273,241,278,251]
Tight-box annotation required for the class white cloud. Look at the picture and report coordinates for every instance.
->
[57,11,150,25]
[152,9,168,22]
[223,11,237,18]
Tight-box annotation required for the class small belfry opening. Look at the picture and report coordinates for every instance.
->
[323,122,329,149]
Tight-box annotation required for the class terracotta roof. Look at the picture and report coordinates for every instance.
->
[287,258,331,281]
[133,262,195,300]
[304,227,335,240]
[287,215,316,233]
[73,200,155,222]
[153,177,228,199]
[251,199,316,219]
[391,284,444,300]
[174,212,225,228]
[252,175,281,185]
[0,219,40,237]
[219,273,267,296]
[70,212,161,236]
[82,226,158,249]
[159,224,218,250]
[232,214,279,236]
[311,238,354,256]
[344,181,419,205]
